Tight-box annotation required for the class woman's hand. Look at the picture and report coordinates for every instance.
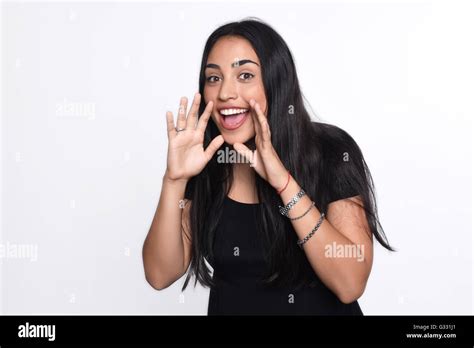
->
[165,93,224,182]
[233,99,288,191]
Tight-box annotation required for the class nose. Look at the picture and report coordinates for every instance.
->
[218,78,238,101]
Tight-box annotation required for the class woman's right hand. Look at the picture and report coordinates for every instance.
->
[165,93,224,182]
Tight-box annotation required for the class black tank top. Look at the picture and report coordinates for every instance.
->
[207,195,364,315]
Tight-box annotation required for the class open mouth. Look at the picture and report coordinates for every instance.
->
[219,108,249,130]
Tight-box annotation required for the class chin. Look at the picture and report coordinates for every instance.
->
[221,130,255,147]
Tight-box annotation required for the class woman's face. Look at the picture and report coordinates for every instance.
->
[204,36,267,145]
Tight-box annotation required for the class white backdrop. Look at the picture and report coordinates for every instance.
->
[1,0,472,314]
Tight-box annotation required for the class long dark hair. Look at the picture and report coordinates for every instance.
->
[182,18,394,291]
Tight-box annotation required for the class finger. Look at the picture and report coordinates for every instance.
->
[204,135,224,162]
[196,101,214,133]
[249,99,262,137]
[176,96,188,130]
[254,102,271,143]
[166,111,176,140]
[233,143,256,167]
[187,93,201,129]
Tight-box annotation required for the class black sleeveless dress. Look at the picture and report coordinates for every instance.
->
[207,195,364,316]
[195,123,366,315]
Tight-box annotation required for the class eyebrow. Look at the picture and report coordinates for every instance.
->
[205,59,259,70]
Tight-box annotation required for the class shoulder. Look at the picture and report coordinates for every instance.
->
[311,122,358,147]
[310,122,363,166]
[310,122,366,203]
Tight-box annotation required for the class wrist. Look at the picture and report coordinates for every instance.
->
[163,170,188,186]
[274,169,291,193]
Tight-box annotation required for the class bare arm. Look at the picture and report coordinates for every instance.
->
[233,99,373,304]
[142,174,192,290]
[280,177,373,304]
[142,93,223,290]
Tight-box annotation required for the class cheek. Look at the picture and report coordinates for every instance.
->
[251,86,267,115]
[203,86,217,102]
[202,90,209,103]
[242,86,266,105]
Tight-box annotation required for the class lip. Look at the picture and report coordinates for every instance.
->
[218,110,249,130]
[216,105,250,131]
[217,105,249,112]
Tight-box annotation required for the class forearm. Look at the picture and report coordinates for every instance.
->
[279,177,370,303]
[142,172,188,286]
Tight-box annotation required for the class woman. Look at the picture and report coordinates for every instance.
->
[143,18,394,315]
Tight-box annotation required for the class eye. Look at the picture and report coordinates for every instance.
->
[238,72,255,81]
[206,75,220,83]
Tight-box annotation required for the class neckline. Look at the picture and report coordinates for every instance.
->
[225,195,260,206]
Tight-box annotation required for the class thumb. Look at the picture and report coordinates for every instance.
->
[204,135,225,162]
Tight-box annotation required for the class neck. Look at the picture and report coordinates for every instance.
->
[229,163,258,203]
[233,162,255,181]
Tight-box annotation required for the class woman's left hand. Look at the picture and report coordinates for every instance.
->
[233,99,289,191]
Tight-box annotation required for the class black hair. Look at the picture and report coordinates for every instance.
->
[182,17,394,291]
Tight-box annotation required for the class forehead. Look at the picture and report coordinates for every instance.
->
[207,36,260,65]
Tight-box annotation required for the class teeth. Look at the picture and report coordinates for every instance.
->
[219,108,248,116]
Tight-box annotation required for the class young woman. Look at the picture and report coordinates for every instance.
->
[143,18,393,315]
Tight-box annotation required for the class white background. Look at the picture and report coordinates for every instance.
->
[1,0,473,314]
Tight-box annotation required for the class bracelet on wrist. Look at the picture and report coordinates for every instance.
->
[279,188,306,216]
[297,212,325,249]
[276,170,291,195]
[288,201,315,221]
